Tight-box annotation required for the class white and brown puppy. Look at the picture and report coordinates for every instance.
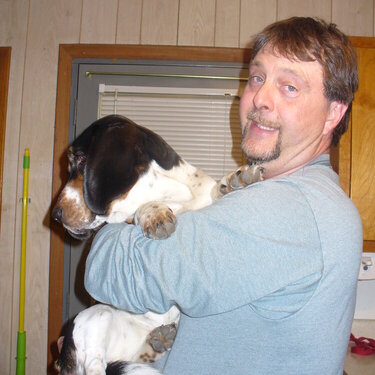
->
[52,114,263,375]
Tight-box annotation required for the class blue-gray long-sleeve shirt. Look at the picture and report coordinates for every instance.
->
[85,154,362,374]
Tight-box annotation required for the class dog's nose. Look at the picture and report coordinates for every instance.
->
[52,206,63,223]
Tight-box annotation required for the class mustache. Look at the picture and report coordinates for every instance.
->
[246,111,280,129]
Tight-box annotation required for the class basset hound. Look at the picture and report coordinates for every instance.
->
[52,114,263,375]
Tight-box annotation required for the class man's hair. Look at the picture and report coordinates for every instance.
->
[250,17,358,146]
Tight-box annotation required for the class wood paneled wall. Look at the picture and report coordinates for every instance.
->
[0,1,374,373]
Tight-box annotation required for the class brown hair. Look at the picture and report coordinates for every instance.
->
[250,17,358,145]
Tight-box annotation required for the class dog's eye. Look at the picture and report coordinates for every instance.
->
[67,149,86,175]
[76,153,86,168]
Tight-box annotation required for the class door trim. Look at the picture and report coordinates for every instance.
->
[0,47,11,231]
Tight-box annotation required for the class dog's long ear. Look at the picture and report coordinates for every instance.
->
[138,126,181,171]
[83,122,147,215]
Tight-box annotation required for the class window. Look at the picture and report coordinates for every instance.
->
[98,84,244,180]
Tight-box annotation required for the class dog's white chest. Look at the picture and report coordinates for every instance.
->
[106,160,216,223]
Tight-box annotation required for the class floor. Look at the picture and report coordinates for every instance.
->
[343,320,375,375]
[344,349,375,375]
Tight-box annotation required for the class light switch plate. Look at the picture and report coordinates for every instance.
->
[354,253,375,319]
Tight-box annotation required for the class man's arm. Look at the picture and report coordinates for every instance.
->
[85,179,323,317]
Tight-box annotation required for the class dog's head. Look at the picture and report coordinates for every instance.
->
[52,114,181,239]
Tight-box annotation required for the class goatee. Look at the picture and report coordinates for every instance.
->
[241,111,282,164]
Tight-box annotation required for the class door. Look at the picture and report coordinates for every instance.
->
[64,57,248,323]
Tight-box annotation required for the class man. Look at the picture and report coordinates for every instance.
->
[85,17,362,374]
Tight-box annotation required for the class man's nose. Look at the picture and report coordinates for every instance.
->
[253,82,274,111]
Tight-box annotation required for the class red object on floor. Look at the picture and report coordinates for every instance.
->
[350,333,375,356]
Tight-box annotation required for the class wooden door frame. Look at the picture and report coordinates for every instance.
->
[0,47,11,231]
[48,44,252,371]
[338,37,375,252]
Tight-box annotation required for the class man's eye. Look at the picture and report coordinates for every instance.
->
[285,85,297,93]
[249,75,264,85]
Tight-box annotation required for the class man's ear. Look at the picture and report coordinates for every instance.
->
[323,101,349,135]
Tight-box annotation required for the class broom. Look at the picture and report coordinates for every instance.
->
[16,148,30,375]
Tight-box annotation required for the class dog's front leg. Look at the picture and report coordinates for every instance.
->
[134,202,177,239]
[214,164,264,199]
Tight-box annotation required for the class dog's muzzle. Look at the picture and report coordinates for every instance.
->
[51,205,95,240]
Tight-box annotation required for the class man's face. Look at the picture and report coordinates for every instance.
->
[239,47,339,176]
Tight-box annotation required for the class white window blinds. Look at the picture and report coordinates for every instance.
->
[98,84,244,180]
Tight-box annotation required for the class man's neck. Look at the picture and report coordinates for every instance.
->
[261,147,330,180]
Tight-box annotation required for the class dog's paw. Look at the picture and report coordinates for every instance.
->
[134,202,177,240]
[148,323,177,353]
[219,164,264,196]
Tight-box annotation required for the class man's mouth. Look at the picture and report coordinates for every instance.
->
[247,112,280,132]
[253,122,277,132]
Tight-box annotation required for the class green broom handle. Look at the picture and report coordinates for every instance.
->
[16,148,29,375]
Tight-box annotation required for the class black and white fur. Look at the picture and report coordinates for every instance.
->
[52,115,263,374]
[52,115,220,241]
[56,304,180,375]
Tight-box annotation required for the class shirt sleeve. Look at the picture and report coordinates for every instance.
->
[84,179,323,317]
